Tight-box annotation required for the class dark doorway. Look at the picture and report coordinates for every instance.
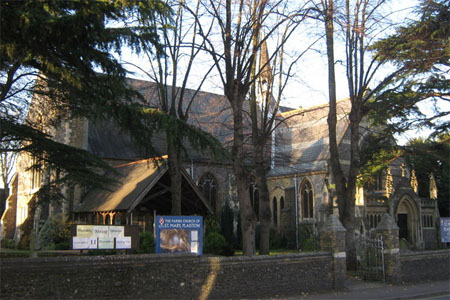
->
[398,214,408,240]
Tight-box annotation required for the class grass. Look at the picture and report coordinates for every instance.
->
[0,248,82,258]
[0,249,32,258]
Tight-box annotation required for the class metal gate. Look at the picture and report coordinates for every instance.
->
[355,236,385,281]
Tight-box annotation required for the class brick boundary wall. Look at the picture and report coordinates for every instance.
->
[400,249,450,283]
[1,252,333,299]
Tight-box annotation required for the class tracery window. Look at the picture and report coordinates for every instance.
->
[198,173,218,213]
[272,197,278,226]
[300,180,314,219]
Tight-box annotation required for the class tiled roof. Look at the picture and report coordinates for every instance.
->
[74,157,212,214]
[269,99,351,176]
[87,77,352,177]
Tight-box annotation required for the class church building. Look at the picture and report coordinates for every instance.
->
[1,77,441,250]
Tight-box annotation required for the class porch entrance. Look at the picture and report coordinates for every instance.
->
[397,213,408,240]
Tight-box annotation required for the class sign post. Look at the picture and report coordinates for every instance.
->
[155,216,203,255]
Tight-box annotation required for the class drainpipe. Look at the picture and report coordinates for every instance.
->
[294,175,299,250]
[191,160,194,179]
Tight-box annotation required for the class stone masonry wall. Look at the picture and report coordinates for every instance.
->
[400,250,450,283]
[1,253,332,299]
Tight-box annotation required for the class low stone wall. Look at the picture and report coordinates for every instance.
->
[1,252,333,299]
[400,250,450,283]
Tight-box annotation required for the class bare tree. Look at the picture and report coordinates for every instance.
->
[249,15,311,254]
[128,0,220,215]
[316,0,420,269]
[191,0,308,255]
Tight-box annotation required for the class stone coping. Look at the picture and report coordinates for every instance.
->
[0,251,330,266]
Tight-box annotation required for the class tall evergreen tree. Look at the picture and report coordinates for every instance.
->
[1,0,171,191]
[370,0,449,137]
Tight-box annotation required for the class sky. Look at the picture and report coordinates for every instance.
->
[120,0,448,145]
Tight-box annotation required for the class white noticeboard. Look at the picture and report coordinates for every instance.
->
[108,226,125,238]
[93,226,109,238]
[73,225,130,250]
[115,237,132,249]
[98,237,114,249]
[77,225,94,238]
[72,237,89,250]
[72,237,98,249]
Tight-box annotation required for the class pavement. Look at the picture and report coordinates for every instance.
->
[288,277,450,300]
[255,276,450,300]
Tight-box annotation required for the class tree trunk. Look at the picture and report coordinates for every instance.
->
[324,0,356,268]
[343,107,361,270]
[168,141,182,215]
[256,144,271,255]
[324,0,347,217]
[229,86,256,256]
[237,169,256,256]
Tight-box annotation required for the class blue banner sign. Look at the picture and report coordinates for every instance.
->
[440,218,450,243]
[155,216,203,255]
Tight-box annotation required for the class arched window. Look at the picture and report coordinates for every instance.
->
[249,178,259,219]
[280,196,285,210]
[198,173,218,213]
[300,180,314,219]
[272,197,278,226]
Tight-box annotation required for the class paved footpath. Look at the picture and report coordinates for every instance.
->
[257,277,450,300]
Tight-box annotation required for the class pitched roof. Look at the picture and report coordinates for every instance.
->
[86,77,352,177]
[74,157,212,214]
[269,99,351,176]
[87,78,234,161]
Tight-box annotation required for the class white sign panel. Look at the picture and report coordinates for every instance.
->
[98,237,114,249]
[73,237,89,249]
[77,225,94,238]
[73,237,99,249]
[88,238,98,249]
[115,237,132,249]
[93,226,109,238]
[108,226,124,238]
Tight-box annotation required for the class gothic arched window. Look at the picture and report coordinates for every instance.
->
[198,173,218,213]
[272,197,278,226]
[300,180,314,219]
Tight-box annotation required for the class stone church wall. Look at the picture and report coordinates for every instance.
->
[189,163,234,215]
[1,176,18,240]
[267,172,329,247]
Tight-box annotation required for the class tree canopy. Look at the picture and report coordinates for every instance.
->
[370,0,449,136]
[405,134,450,217]
[1,0,171,192]
[1,0,224,196]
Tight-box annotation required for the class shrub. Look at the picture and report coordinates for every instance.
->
[299,223,319,251]
[220,202,235,245]
[204,231,227,255]
[17,234,30,250]
[1,238,15,249]
[205,214,219,236]
[302,237,316,252]
[87,249,117,255]
[270,228,288,249]
[38,215,72,250]
[138,231,155,253]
